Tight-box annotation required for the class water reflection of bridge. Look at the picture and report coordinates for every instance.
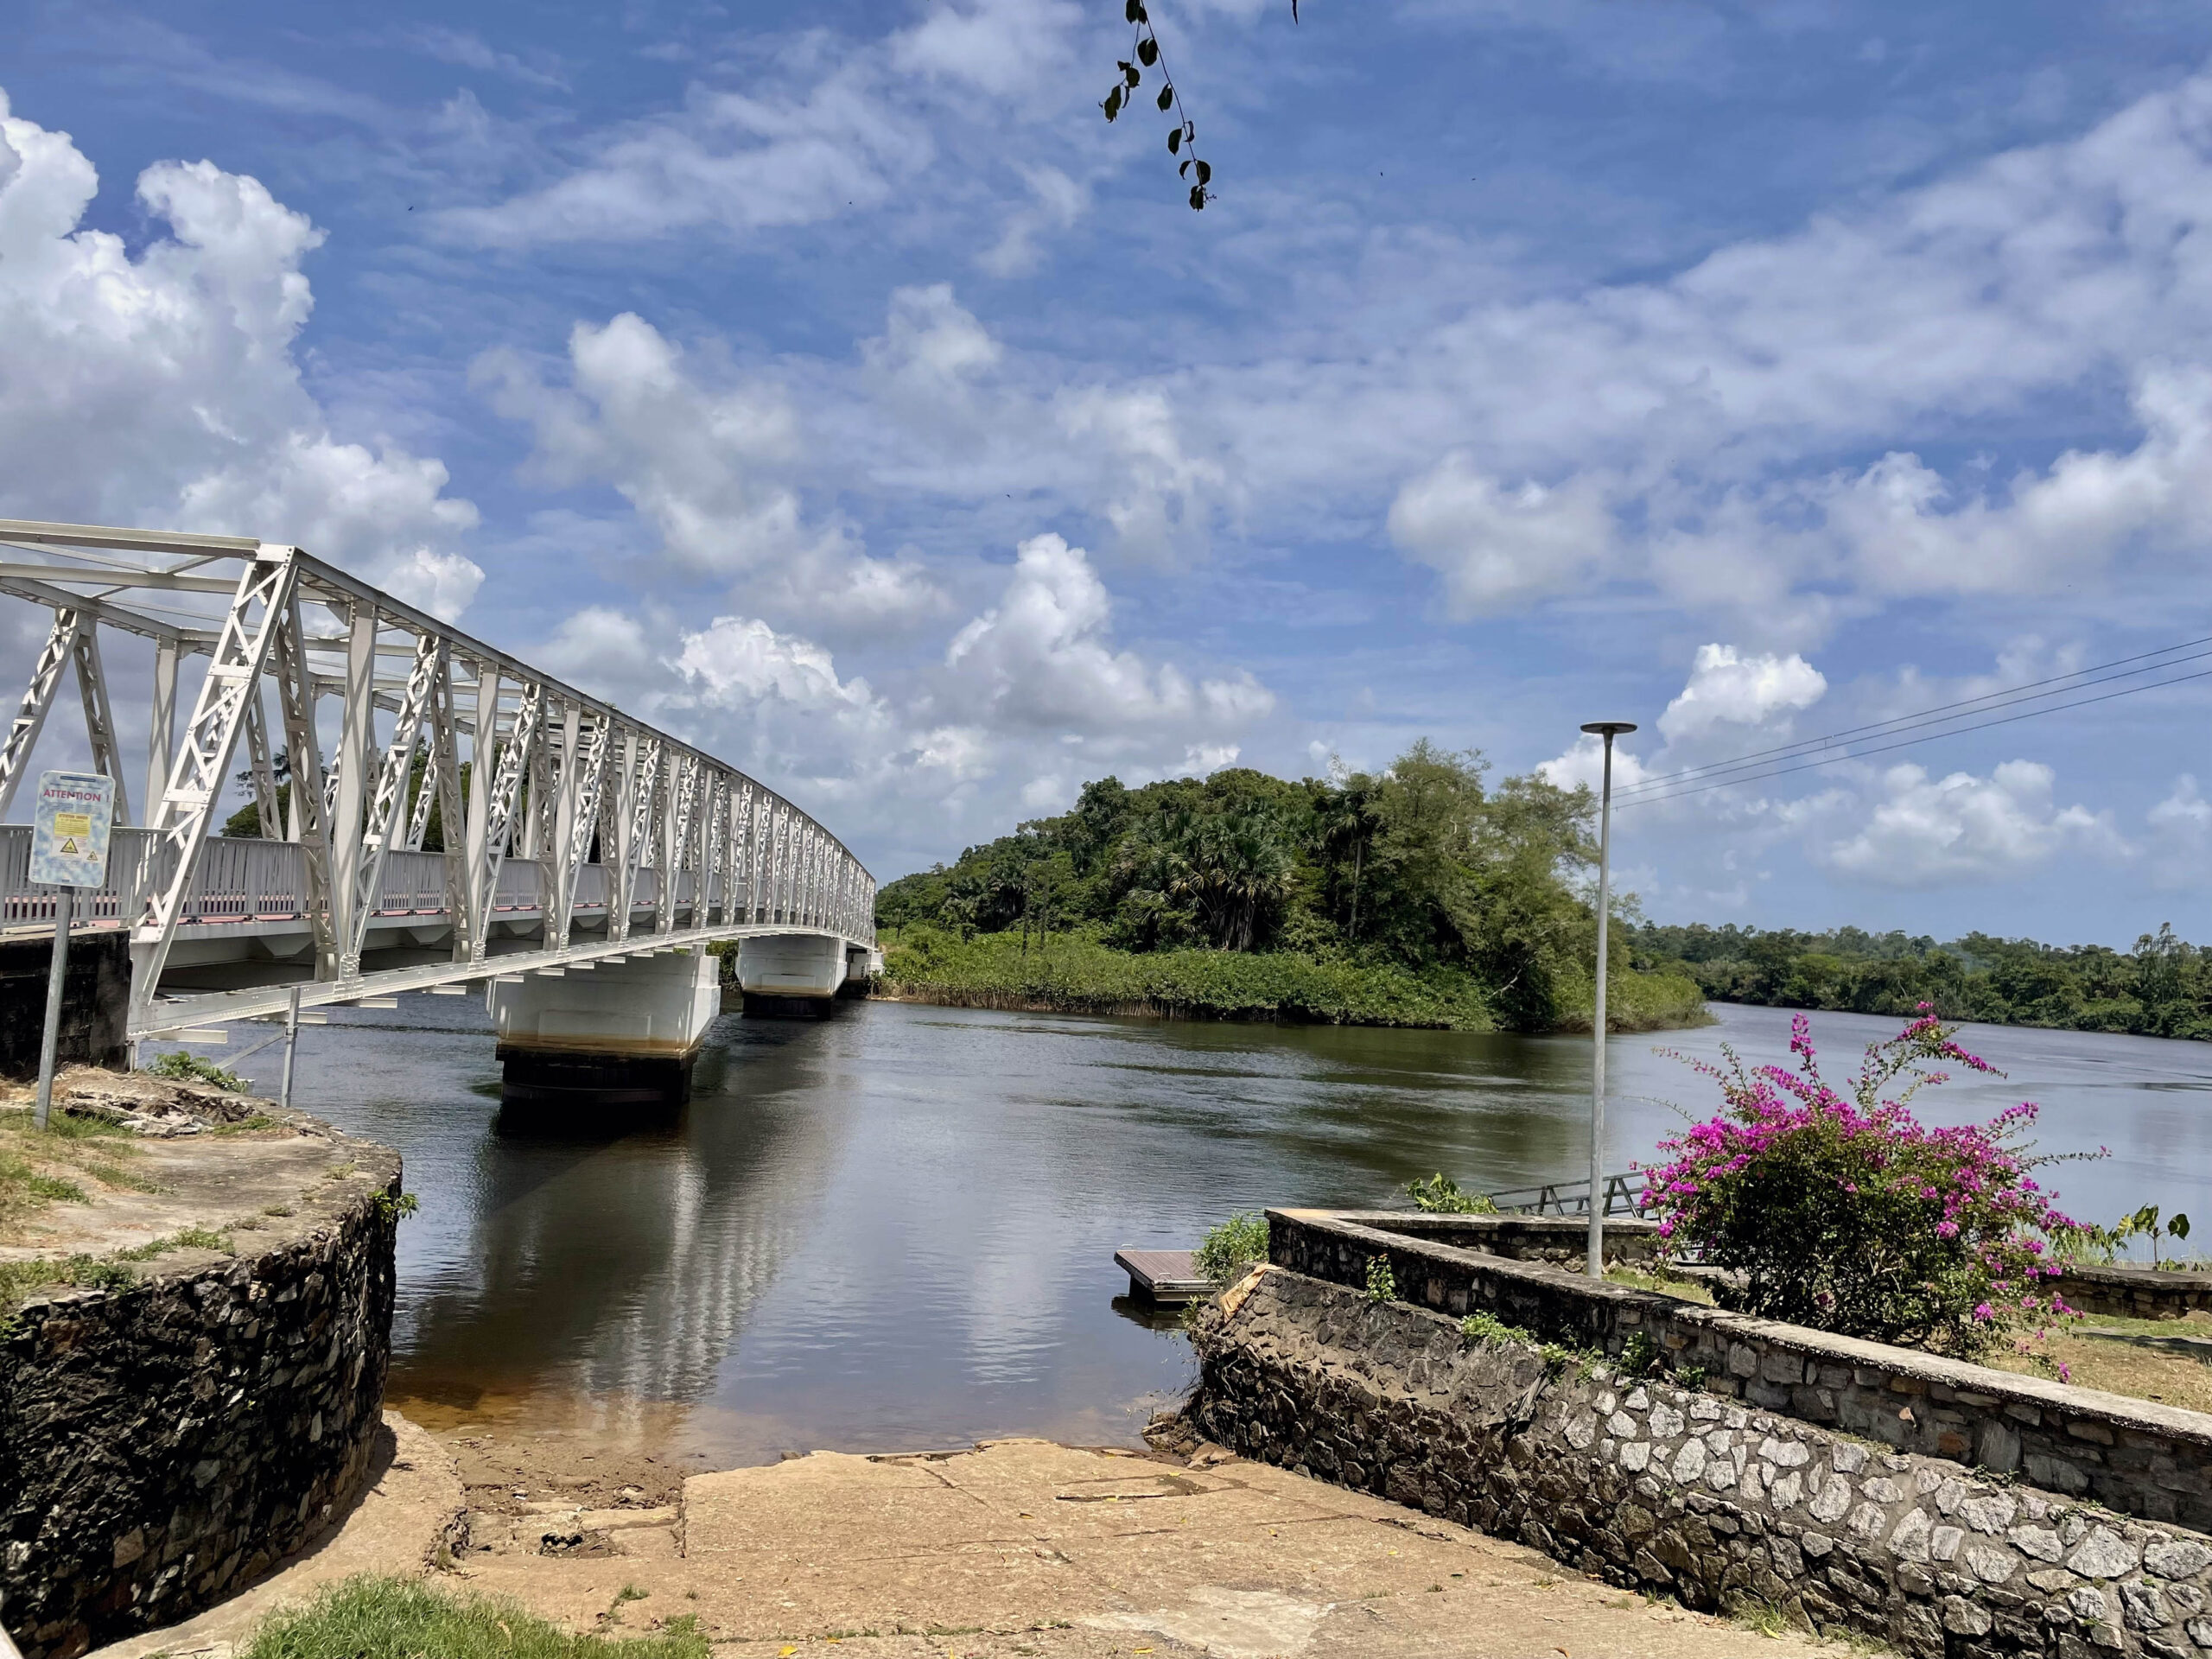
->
[395,1027,849,1418]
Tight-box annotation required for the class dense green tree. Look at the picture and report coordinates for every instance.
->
[874,740,1629,1030]
[1633,917,2212,1042]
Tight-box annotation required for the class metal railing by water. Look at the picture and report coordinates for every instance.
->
[1482,1172,1647,1218]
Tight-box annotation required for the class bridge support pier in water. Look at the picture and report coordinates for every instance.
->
[735,933,868,1017]
[489,947,721,1107]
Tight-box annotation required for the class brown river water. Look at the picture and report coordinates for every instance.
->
[201,995,2212,1470]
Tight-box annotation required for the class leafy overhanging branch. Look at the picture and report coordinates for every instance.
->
[1103,0,1214,209]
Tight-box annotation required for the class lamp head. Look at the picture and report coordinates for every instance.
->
[1580,721,1638,737]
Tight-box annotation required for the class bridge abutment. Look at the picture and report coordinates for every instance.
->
[488,947,721,1108]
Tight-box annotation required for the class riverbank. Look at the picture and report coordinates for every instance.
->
[877,930,1711,1033]
[92,1411,1829,1659]
[0,1067,401,1656]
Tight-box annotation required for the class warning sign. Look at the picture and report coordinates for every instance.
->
[30,772,116,889]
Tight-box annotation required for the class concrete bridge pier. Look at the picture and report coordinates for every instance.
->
[488,947,721,1108]
[735,933,868,1017]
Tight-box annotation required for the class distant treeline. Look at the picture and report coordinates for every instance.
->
[1632,921,2212,1041]
[876,742,1700,1033]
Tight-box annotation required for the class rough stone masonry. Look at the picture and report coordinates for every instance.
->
[1191,1268,2212,1659]
[0,1118,400,1659]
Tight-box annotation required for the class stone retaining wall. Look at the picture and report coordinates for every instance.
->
[2056,1264,2212,1323]
[0,934,128,1081]
[1351,1211,1663,1265]
[0,1135,401,1658]
[1191,1267,2212,1657]
[1275,1209,2212,1534]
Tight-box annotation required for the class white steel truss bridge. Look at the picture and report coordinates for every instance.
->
[0,519,878,1045]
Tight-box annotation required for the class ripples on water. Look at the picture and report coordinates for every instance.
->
[206,997,2212,1467]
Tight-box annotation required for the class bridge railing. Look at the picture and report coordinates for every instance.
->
[0,827,744,936]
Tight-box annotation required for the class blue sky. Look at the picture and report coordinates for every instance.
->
[8,0,2212,944]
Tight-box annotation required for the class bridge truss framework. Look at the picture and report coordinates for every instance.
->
[0,519,877,1040]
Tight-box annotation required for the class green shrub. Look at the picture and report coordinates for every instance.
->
[1403,1173,1497,1214]
[240,1576,709,1659]
[1459,1310,1534,1346]
[1364,1255,1397,1304]
[146,1051,248,1092]
[1194,1212,1269,1287]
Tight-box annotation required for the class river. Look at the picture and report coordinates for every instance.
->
[219,996,2212,1469]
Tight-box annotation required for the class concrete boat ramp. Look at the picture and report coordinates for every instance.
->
[91,1420,1827,1659]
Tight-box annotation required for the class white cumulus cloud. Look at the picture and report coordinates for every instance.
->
[1387,460,1612,616]
[0,93,481,614]
[1658,645,1827,742]
[943,532,1273,733]
[1817,760,2126,887]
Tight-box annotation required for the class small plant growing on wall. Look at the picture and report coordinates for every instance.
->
[1403,1173,1498,1214]
[1195,1212,1269,1288]
[1640,1007,2089,1357]
[1365,1255,1397,1304]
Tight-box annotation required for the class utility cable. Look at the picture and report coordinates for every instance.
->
[1615,664,2212,810]
[1610,635,2212,802]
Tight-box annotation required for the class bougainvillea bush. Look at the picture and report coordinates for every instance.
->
[1640,1008,2084,1357]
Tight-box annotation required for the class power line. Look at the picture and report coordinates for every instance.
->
[1614,659,2212,810]
[1612,635,2212,801]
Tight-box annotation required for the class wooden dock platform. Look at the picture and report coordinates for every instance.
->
[1115,1248,1210,1303]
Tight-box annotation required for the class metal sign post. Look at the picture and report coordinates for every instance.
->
[30,769,117,1130]
[1578,721,1636,1280]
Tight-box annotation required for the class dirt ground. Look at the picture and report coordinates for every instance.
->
[91,1412,1841,1659]
[0,1067,383,1268]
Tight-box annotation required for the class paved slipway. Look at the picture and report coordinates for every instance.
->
[87,1415,1832,1659]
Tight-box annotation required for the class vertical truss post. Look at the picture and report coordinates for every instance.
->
[270,598,335,977]
[467,677,541,965]
[606,727,638,943]
[549,712,608,950]
[734,779,760,925]
[327,605,379,978]
[660,755,688,934]
[773,803,791,922]
[520,728,555,861]
[0,608,79,821]
[545,703,582,949]
[403,716,441,851]
[429,658,469,954]
[620,736,660,941]
[242,695,281,839]
[458,665,501,963]
[70,617,132,826]
[143,635,180,828]
[129,549,300,1032]
[340,633,442,979]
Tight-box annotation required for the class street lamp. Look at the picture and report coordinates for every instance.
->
[1580,720,1637,1279]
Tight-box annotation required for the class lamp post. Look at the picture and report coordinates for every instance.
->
[1580,721,1637,1279]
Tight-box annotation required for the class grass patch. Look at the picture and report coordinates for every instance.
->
[113,1226,233,1261]
[0,1106,149,1236]
[144,1051,249,1092]
[1981,1325,2212,1412]
[1604,1263,1719,1305]
[240,1577,709,1659]
[207,1114,283,1136]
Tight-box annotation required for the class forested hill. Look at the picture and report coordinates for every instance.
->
[1632,921,2212,1041]
[874,742,1704,1033]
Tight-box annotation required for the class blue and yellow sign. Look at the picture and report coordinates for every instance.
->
[30,770,117,888]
